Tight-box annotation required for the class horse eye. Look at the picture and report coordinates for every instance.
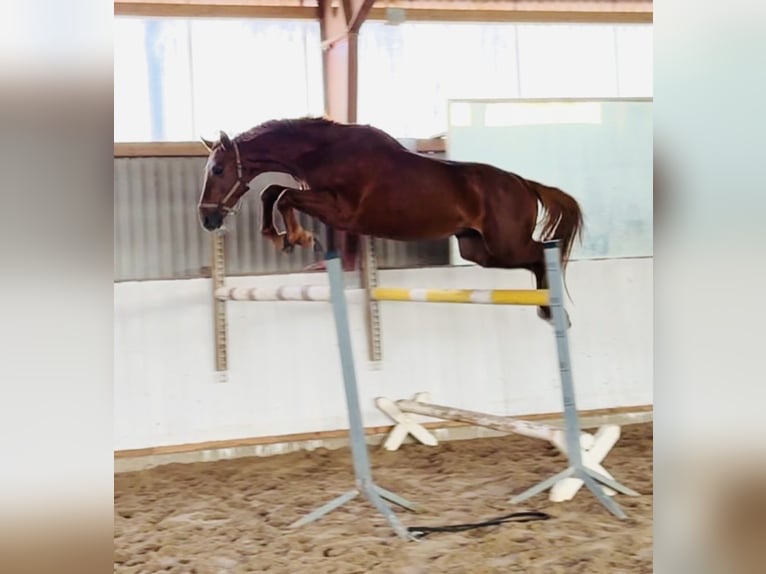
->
[212,165,224,176]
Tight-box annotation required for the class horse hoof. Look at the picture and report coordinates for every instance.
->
[312,237,324,254]
[282,240,294,254]
[537,307,571,329]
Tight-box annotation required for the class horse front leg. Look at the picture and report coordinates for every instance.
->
[277,196,323,254]
[260,185,291,250]
[276,188,354,255]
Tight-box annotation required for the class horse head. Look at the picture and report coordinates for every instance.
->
[198,120,326,231]
[197,130,250,231]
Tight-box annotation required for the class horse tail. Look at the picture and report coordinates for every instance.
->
[528,181,584,295]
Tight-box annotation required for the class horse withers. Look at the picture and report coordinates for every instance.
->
[197,117,583,324]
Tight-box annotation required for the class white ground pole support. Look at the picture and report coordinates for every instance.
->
[375,393,621,503]
[505,241,640,518]
[287,251,422,540]
[375,392,440,450]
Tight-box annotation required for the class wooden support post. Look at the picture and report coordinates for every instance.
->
[211,230,228,382]
[361,236,383,362]
[318,0,375,271]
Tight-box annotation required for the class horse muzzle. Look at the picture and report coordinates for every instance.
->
[200,209,225,231]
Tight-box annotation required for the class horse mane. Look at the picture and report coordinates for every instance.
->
[234,117,334,142]
[234,116,405,150]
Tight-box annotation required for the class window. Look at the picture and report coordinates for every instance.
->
[114,17,652,141]
[614,25,654,96]
[515,24,619,98]
[114,16,324,142]
[357,22,653,138]
[358,22,521,138]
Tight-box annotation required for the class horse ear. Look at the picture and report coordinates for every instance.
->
[200,137,215,151]
[219,130,233,150]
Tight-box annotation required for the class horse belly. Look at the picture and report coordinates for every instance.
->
[343,154,482,240]
[352,198,466,241]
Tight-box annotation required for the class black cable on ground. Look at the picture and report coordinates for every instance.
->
[406,510,552,539]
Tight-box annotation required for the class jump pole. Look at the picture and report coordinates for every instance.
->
[215,285,549,305]
[212,239,638,522]
[287,249,422,540]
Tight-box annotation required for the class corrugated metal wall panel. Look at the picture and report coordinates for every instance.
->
[114,157,449,281]
[115,157,212,281]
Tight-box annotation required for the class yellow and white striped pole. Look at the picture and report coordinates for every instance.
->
[371,287,549,306]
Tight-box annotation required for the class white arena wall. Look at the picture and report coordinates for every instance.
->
[114,256,652,452]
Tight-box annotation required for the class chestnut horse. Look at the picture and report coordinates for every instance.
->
[198,117,583,323]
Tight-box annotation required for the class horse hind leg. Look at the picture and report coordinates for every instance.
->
[494,239,560,325]
[477,224,571,328]
[455,229,497,267]
[521,254,571,328]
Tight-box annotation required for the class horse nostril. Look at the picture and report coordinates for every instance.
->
[202,212,222,230]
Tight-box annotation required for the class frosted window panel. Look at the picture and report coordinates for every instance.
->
[447,99,653,260]
[153,20,195,141]
[358,22,519,137]
[114,18,194,141]
[114,18,152,142]
[189,19,324,139]
[516,24,618,98]
[615,25,653,96]
[357,23,410,136]
[113,17,323,142]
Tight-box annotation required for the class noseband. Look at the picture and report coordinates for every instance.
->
[199,140,249,215]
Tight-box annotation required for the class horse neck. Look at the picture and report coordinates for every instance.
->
[245,126,331,158]
[235,135,317,186]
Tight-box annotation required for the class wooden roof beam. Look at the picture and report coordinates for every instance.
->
[115,0,652,23]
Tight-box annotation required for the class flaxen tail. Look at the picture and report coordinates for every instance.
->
[528,181,584,297]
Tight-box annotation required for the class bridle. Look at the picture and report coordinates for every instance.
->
[199,139,311,216]
[198,140,249,215]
